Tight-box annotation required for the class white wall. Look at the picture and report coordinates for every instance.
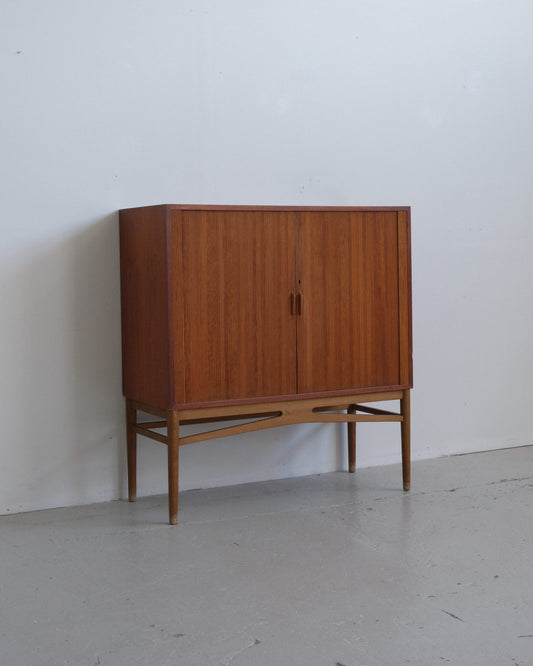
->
[1,0,532,514]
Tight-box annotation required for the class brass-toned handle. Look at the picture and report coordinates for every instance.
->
[290,292,295,315]
[296,291,303,316]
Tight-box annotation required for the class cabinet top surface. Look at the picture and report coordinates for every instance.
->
[119,204,411,213]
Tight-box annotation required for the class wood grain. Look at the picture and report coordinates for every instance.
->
[347,404,357,473]
[179,209,297,403]
[297,210,401,393]
[119,205,412,408]
[167,410,179,525]
[119,206,170,408]
[401,389,411,490]
[126,399,137,501]
[397,210,413,387]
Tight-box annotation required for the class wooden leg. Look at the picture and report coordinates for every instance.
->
[347,404,356,473]
[167,410,180,525]
[126,399,137,502]
[400,390,411,491]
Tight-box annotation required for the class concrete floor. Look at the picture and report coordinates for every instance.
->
[2,448,533,666]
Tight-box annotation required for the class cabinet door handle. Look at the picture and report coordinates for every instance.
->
[290,292,295,316]
[296,291,303,316]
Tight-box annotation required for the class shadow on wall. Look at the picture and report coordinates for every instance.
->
[173,419,348,493]
[3,213,125,513]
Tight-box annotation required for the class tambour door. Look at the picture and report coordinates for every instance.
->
[177,209,298,404]
[297,210,411,394]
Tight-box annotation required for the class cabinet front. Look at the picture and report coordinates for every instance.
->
[178,209,298,404]
[297,210,407,393]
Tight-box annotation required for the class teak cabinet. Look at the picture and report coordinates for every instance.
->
[119,205,413,524]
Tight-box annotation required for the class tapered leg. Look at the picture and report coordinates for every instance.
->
[347,404,357,473]
[400,390,411,490]
[167,410,180,525]
[126,399,137,502]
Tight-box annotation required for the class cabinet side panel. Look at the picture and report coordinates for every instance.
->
[397,210,413,387]
[119,207,170,408]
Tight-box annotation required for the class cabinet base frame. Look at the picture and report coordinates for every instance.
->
[125,389,411,525]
